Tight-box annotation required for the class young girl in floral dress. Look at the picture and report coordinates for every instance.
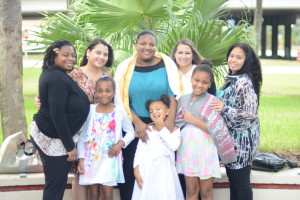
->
[77,76,135,200]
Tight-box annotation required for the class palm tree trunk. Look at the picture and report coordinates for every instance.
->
[254,0,263,55]
[0,0,27,139]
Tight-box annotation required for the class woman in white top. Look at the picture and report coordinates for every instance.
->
[172,38,216,95]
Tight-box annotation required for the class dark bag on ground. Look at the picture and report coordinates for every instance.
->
[252,152,298,172]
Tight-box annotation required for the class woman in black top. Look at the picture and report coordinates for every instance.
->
[30,39,90,200]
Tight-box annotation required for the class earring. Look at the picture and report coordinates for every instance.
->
[87,56,89,60]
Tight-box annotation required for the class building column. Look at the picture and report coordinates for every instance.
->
[271,16,278,58]
[284,23,292,59]
[261,23,267,58]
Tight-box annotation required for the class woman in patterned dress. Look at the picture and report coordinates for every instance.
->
[211,42,262,200]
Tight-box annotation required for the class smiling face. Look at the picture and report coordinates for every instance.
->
[95,80,115,105]
[174,44,193,69]
[148,101,170,122]
[135,34,157,62]
[87,44,109,68]
[228,47,246,75]
[54,45,76,71]
[191,70,212,97]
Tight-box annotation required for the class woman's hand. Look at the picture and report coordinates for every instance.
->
[77,158,85,174]
[67,148,77,162]
[134,120,149,143]
[211,99,224,112]
[34,95,41,108]
[108,140,124,157]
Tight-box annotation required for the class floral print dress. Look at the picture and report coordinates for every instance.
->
[79,109,124,185]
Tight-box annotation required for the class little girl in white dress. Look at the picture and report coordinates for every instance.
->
[77,76,135,200]
[132,94,184,200]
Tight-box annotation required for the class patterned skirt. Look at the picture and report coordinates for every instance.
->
[176,123,221,179]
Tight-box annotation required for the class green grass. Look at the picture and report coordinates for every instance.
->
[259,73,300,152]
[259,96,300,152]
[1,60,300,152]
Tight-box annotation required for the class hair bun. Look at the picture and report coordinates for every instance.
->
[200,59,213,68]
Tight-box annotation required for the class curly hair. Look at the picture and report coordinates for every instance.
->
[42,39,76,71]
[80,39,114,68]
[145,94,170,111]
[226,42,263,102]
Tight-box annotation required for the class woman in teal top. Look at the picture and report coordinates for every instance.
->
[129,59,175,118]
[114,30,182,200]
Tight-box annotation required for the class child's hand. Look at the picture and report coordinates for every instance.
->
[77,158,85,174]
[183,109,196,124]
[152,115,165,131]
[134,166,143,190]
[210,99,224,112]
[108,140,125,157]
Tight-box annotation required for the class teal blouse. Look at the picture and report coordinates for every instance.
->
[129,60,175,118]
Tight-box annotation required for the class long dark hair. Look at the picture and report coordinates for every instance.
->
[226,42,263,102]
[172,38,202,66]
[42,39,76,71]
[80,39,114,67]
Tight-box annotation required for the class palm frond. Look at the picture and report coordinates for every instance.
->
[193,0,230,20]
[73,0,172,32]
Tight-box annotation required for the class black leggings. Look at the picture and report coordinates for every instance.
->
[225,165,253,200]
[31,136,71,200]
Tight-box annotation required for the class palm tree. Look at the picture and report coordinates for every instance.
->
[0,0,27,138]
[29,0,251,78]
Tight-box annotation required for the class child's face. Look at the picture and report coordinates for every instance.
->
[95,81,115,105]
[191,71,211,96]
[149,101,170,122]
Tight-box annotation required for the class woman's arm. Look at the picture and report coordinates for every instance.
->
[164,97,177,132]
[47,77,75,153]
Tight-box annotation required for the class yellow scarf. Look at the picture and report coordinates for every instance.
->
[118,52,183,120]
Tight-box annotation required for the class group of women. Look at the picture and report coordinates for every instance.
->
[30,30,262,200]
